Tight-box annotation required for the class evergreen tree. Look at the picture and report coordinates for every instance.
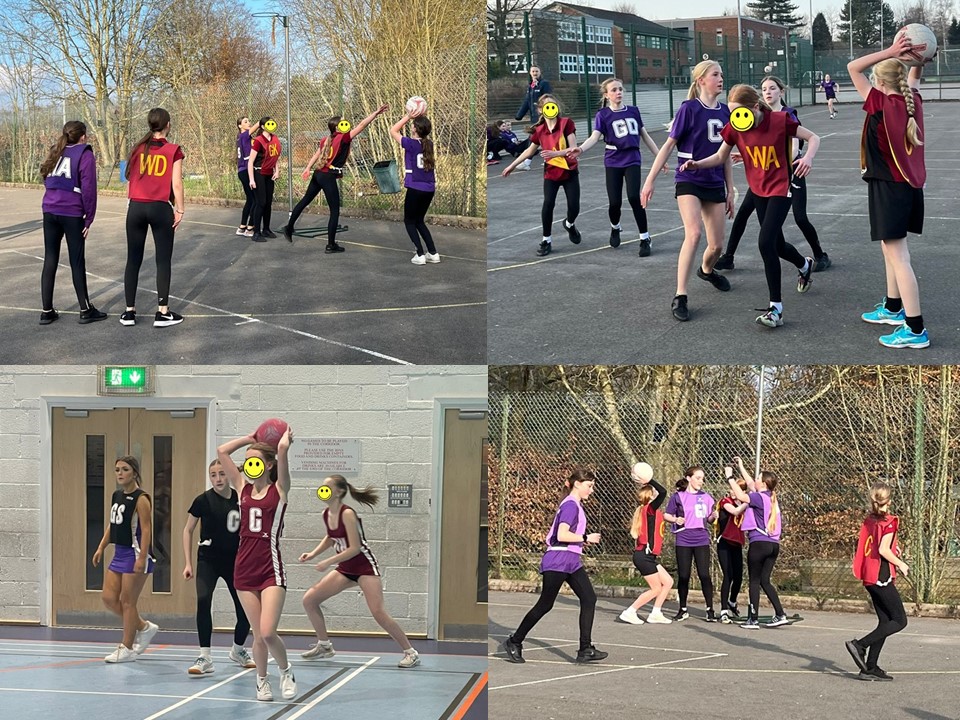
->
[948,17,960,46]
[746,0,804,28]
[838,0,894,48]
[812,12,833,51]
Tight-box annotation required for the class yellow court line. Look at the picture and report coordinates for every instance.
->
[488,224,686,272]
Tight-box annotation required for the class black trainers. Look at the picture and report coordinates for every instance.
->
[714,253,735,270]
[262,229,277,239]
[282,226,294,242]
[39,309,60,325]
[609,227,621,248]
[869,666,893,681]
[120,310,137,326]
[536,240,552,257]
[78,306,108,324]
[814,253,831,272]
[252,233,266,243]
[705,608,717,622]
[575,646,608,663]
[845,639,868,673]
[638,238,651,257]
[671,295,689,322]
[325,243,346,253]
[673,607,689,621]
[503,637,525,664]
[797,257,814,293]
[154,310,184,327]
[697,267,731,291]
[729,605,742,619]
[564,220,581,244]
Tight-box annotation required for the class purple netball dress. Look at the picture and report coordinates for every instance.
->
[670,98,730,188]
[540,495,587,574]
[593,105,643,168]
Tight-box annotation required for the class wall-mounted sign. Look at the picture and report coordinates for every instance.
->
[388,484,413,508]
[288,438,360,474]
[98,365,155,395]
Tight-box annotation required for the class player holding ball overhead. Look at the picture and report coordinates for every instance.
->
[390,100,439,265]
[217,422,296,702]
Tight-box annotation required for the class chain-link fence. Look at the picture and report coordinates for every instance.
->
[0,16,485,218]
[489,366,960,606]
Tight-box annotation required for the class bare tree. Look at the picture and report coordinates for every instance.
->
[487,0,542,69]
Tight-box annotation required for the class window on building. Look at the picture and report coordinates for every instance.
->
[650,35,662,50]
[624,33,631,46]
[595,26,612,44]
[639,58,648,67]
[747,29,755,43]
[559,54,583,74]
[762,31,770,47]
[559,21,581,42]
[653,59,662,67]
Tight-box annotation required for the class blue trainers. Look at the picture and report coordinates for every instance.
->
[862,299,906,325]
[879,323,929,349]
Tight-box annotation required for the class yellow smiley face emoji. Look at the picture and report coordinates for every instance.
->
[337,120,351,133]
[263,119,278,133]
[317,486,332,500]
[730,107,755,131]
[243,457,265,479]
[541,102,559,119]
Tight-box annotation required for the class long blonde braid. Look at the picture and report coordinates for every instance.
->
[873,59,923,148]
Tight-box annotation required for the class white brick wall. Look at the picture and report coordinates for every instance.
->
[0,365,485,637]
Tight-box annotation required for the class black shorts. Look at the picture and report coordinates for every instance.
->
[675,182,726,204]
[338,571,361,583]
[867,179,923,241]
[632,549,660,577]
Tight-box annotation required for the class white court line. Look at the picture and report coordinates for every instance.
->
[0,647,376,664]
[7,250,412,364]
[487,203,611,245]
[143,668,252,720]
[488,224,685,272]
[488,633,725,654]
[284,655,379,720]
[0,685,274,704]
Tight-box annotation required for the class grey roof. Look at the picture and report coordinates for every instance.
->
[543,2,691,39]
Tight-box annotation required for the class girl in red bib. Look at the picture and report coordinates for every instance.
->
[283,105,389,253]
[680,84,821,329]
[717,467,749,622]
[848,34,931,349]
[246,116,282,243]
[846,482,908,681]
[122,108,185,328]
[299,475,420,668]
[217,428,297,702]
[501,94,581,257]
[618,462,673,625]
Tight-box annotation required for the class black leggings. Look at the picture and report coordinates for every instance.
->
[716,538,744,610]
[288,171,341,244]
[747,540,784,618]
[249,173,275,234]
[403,188,436,255]
[196,553,250,647]
[675,544,714,609]
[512,567,597,651]
[859,582,908,669]
[754,194,805,303]
[542,172,580,237]
[41,213,91,311]
[238,170,255,226]
[124,201,175,307]
[605,165,647,233]
[726,181,823,258]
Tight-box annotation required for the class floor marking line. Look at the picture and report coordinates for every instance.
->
[283,655,379,720]
[490,664,640,690]
[142,667,253,720]
[449,671,488,720]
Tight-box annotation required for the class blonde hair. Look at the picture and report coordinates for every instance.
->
[869,482,893,517]
[727,84,773,113]
[688,61,720,101]
[760,470,779,534]
[629,484,657,539]
[871,59,923,148]
[526,94,561,134]
[599,77,623,108]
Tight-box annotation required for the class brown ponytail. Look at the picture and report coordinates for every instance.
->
[327,474,379,508]
[40,121,87,178]
[126,108,171,180]
[413,115,435,172]
[760,470,780,533]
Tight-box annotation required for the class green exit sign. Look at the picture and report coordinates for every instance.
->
[98,365,155,395]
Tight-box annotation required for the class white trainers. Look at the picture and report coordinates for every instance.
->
[398,648,421,668]
[188,656,214,675]
[256,676,273,701]
[646,609,673,624]
[411,253,427,265]
[618,608,644,625]
[132,620,159,654]
[520,158,532,170]
[104,644,137,663]
[279,667,297,699]
[301,640,336,659]
[425,252,441,263]
[229,646,256,668]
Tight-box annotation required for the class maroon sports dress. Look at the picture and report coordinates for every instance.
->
[324,504,380,578]
[234,482,287,591]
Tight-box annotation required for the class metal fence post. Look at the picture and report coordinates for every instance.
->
[630,25,637,107]
[582,16,590,127]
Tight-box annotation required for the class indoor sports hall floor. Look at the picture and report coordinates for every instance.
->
[0,626,486,720]
[488,590,960,720]
[487,100,960,365]
[0,190,486,364]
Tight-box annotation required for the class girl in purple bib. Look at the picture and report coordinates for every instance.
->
[503,468,608,665]
[663,465,719,621]
[390,112,439,265]
[727,456,788,628]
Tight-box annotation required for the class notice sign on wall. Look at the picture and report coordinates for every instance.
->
[288,438,361,474]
